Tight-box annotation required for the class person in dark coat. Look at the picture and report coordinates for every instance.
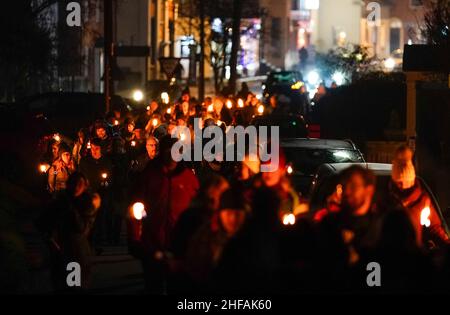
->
[36,172,101,291]
[213,187,282,294]
[79,138,113,193]
[93,120,113,155]
[183,187,248,293]
[79,138,113,249]
[329,165,379,260]
[170,174,229,261]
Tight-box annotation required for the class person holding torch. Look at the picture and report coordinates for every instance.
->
[387,145,449,247]
[79,138,114,250]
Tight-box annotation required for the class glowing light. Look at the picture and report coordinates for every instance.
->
[226,100,233,109]
[336,184,343,197]
[131,141,136,147]
[180,132,187,141]
[87,141,91,149]
[39,163,50,173]
[101,172,108,179]
[161,92,169,104]
[53,134,61,142]
[237,99,244,108]
[291,81,304,90]
[114,120,119,126]
[132,89,144,102]
[306,71,320,86]
[257,105,264,114]
[166,107,172,114]
[152,118,158,127]
[384,58,396,71]
[304,0,319,10]
[217,120,223,126]
[333,150,351,160]
[146,106,150,111]
[282,213,296,226]
[132,202,147,220]
[207,104,214,112]
[332,71,345,86]
[256,94,262,100]
[421,206,431,227]
[286,165,293,175]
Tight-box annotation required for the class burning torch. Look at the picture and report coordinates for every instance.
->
[257,104,265,115]
[100,172,109,187]
[421,206,431,228]
[39,163,50,174]
[282,213,296,226]
[128,201,148,242]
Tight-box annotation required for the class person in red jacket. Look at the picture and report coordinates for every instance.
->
[133,135,199,293]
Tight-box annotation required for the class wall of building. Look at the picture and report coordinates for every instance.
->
[115,0,150,92]
[314,0,362,52]
[360,0,426,59]
[260,0,291,69]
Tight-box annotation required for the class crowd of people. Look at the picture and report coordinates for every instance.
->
[35,86,450,294]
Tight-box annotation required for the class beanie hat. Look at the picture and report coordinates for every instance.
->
[392,145,416,190]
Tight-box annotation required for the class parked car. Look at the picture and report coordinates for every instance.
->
[308,162,449,234]
[251,114,308,139]
[280,139,365,195]
[262,70,304,99]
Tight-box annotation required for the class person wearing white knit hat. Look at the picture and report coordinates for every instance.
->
[388,145,449,246]
[391,145,416,190]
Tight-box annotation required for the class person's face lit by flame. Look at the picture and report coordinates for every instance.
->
[96,127,107,140]
[146,138,157,160]
[219,209,246,236]
[52,143,60,160]
[61,152,71,165]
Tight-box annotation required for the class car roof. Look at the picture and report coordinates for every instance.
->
[318,163,392,176]
[280,138,357,150]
